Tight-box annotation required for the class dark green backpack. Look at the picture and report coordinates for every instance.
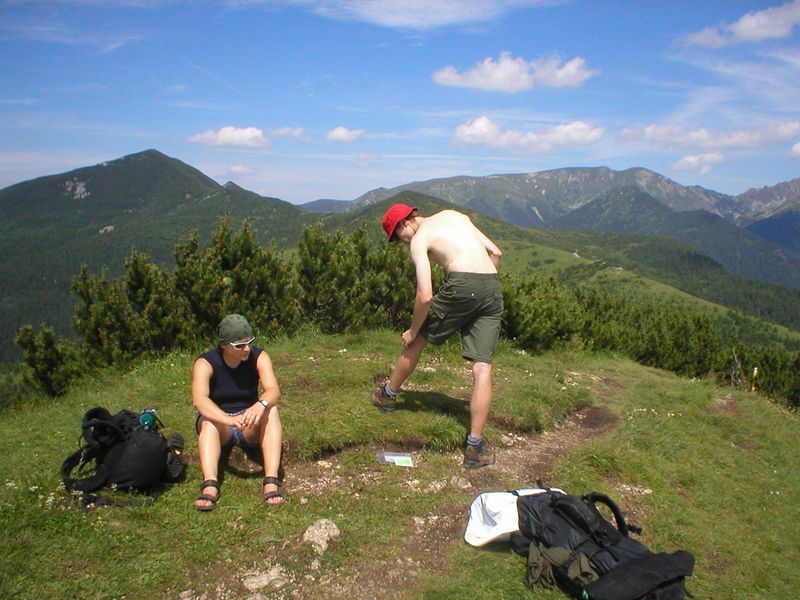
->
[511,490,694,600]
[61,407,186,505]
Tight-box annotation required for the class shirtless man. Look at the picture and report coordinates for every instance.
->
[371,203,503,469]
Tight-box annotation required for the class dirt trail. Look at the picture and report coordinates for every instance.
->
[182,373,624,600]
[275,378,621,600]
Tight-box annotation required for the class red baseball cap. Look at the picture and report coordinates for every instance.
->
[382,203,416,240]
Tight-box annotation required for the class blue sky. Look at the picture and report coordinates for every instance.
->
[1,0,799,204]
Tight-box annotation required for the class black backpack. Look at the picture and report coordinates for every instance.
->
[510,490,694,600]
[61,407,186,505]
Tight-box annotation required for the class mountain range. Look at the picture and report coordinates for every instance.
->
[1,148,799,363]
[350,166,800,228]
[549,186,800,289]
[349,166,800,287]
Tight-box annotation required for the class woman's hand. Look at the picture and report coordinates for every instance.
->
[236,404,264,430]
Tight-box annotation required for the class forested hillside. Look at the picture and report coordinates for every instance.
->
[0,150,319,362]
[2,151,799,370]
[746,204,800,255]
[550,186,800,289]
[10,201,799,411]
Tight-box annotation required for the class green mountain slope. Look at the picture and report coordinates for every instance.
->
[2,153,798,365]
[0,150,318,362]
[351,171,800,289]
[746,204,800,255]
[551,186,800,290]
[319,194,800,344]
[299,198,351,213]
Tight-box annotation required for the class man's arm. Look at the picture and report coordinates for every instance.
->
[404,237,434,346]
[476,227,502,270]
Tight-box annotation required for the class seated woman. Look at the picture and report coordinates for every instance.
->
[192,314,284,510]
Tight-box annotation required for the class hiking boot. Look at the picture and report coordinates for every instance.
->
[371,385,396,413]
[463,440,495,469]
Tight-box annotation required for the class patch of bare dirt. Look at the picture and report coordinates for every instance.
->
[733,439,760,452]
[192,374,626,599]
[709,394,742,417]
[470,404,618,491]
[270,399,621,599]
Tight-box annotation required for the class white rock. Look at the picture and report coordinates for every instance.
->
[303,518,341,554]
[449,476,471,489]
[242,565,288,592]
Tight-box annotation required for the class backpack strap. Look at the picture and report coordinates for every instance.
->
[61,445,112,492]
[582,492,642,536]
[81,407,126,449]
[62,407,129,493]
[551,495,607,535]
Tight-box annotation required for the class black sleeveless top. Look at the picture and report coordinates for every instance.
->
[199,346,263,413]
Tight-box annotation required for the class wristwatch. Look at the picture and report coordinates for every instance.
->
[259,399,270,409]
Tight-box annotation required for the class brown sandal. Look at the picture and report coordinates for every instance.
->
[195,479,220,512]
[263,476,284,505]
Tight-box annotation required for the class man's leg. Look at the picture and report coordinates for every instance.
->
[372,335,428,412]
[390,335,428,390]
[195,418,230,509]
[463,361,496,469]
[247,406,284,505]
[469,361,493,437]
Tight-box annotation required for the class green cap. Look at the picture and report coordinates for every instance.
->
[217,314,253,345]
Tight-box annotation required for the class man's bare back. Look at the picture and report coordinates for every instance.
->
[410,210,501,274]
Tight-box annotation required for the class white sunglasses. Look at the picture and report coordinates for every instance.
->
[229,337,255,349]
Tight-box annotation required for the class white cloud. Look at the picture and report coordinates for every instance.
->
[269,126,310,141]
[531,55,598,88]
[685,0,800,47]
[287,0,551,30]
[453,116,604,152]
[620,121,800,150]
[354,152,379,168]
[164,84,188,95]
[433,52,597,92]
[0,98,38,105]
[791,142,800,157]
[672,151,725,175]
[227,164,254,175]
[325,126,366,142]
[4,16,144,53]
[188,126,269,149]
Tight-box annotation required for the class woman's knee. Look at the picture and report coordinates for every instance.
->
[255,406,282,438]
[197,417,228,443]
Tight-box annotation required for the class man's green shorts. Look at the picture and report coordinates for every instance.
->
[420,272,503,364]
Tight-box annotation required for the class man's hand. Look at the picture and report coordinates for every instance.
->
[402,329,417,349]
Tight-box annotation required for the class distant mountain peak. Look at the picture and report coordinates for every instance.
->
[350,166,731,228]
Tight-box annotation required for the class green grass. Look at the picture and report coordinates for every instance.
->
[423,355,800,599]
[1,330,798,599]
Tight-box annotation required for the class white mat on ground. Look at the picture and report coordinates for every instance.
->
[464,487,566,546]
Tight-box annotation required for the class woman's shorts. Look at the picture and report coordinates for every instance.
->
[195,409,259,448]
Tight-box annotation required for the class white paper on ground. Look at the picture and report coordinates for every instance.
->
[376,451,416,467]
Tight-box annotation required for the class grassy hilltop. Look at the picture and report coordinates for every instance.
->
[3,164,800,597]
[1,329,798,599]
